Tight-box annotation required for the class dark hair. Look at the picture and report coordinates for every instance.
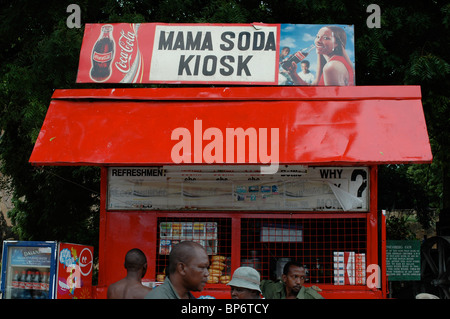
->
[300,60,310,67]
[326,26,347,56]
[124,248,147,271]
[282,261,304,276]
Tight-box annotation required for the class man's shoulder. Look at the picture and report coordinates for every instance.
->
[260,279,282,287]
[130,284,152,299]
[106,279,125,299]
[108,279,152,299]
[145,283,167,299]
[298,286,325,299]
[108,278,125,288]
[145,280,176,299]
[260,280,284,298]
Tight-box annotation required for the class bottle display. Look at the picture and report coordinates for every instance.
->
[2,241,94,299]
[281,44,315,70]
[90,24,115,82]
[11,271,20,299]
[5,268,50,299]
[40,272,50,299]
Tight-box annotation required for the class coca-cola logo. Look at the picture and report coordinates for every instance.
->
[93,51,113,62]
[294,51,306,60]
[78,248,93,276]
[115,29,136,73]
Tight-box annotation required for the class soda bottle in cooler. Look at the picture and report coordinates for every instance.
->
[41,271,50,299]
[18,270,27,298]
[11,270,20,299]
[32,271,41,299]
[90,24,115,82]
[24,270,33,299]
[281,44,315,71]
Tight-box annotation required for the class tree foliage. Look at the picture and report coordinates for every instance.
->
[1,0,449,246]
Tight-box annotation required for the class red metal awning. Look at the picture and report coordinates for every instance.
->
[29,86,432,166]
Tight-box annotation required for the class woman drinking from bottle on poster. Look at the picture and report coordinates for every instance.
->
[287,26,354,86]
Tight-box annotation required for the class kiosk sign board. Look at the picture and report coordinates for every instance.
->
[386,240,421,281]
[107,166,368,212]
[76,23,355,85]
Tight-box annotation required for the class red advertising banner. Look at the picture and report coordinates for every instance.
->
[76,23,355,85]
[57,243,94,299]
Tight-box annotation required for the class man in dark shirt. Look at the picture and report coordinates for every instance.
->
[107,248,151,299]
[145,241,210,299]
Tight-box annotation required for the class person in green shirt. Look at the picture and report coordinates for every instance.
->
[260,261,324,299]
[145,241,210,299]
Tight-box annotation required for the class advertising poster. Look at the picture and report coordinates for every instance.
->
[278,24,354,85]
[76,23,354,85]
[57,243,94,299]
[107,166,368,211]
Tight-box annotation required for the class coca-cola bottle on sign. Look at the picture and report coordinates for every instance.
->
[90,24,115,82]
[281,44,315,70]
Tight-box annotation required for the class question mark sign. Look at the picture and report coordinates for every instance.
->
[351,169,367,197]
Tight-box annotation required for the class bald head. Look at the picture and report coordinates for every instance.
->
[125,248,147,271]
[168,241,206,275]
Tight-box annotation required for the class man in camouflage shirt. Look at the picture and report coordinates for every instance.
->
[260,261,324,299]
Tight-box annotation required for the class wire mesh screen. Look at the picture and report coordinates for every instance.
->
[155,216,367,286]
[240,217,367,284]
[156,217,232,283]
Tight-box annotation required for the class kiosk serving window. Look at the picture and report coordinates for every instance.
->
[153,216,367,285]
[106,165,371,286]
[240,217,367,284]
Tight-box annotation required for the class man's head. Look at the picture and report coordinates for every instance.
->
[227,266,261,299]
[282,261,306,295]
[300,60,310,73]
[281,47,290,58]
[124,248,148,278]
[168,241,210,292]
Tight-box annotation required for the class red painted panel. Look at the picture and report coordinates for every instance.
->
[30,86,432,166]
[51,85,420,101]
[101,213,157,286]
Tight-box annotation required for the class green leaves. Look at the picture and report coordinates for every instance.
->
[406,53,450,83]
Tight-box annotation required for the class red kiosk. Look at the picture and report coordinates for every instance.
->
[29,85,432,299]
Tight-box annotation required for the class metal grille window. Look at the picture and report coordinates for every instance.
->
[155,215,367,286]
[240,217,367,284]
[156,217,232,283]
